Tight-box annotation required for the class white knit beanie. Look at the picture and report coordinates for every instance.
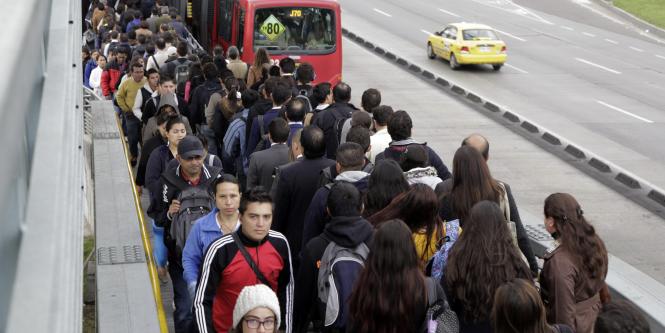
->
[232,284,281,329]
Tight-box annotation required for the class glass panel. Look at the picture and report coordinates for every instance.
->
[253,7,336,54]
[462,29,498,41]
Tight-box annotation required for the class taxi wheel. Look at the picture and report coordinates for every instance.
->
[450,53,460,70]
[427,43,436,59]
[493,64,503,71]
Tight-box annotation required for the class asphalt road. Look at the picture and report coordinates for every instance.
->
[341,37,665,284]
[339,0,665,190]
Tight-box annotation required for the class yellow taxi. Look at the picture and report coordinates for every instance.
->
[427,23,507,70]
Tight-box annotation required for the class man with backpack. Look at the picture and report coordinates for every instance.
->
[161,42,191,98]
[222,90,259,190]
[246,79,292,155]
[294,182,373,333]
[189,63,225,154]
[302,142,371,250]
[149,135,222,333]
[312,82,359,160]
[193,188,294,333]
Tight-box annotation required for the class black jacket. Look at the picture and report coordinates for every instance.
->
[375,138,452,181]
[135,133,165,187]
[293,215,374,333]
[141,94,190,123]
[272,156,336,267]
[147,163,223,261]
[438,181,538,274]
[312,102,359,160]
[245,98,273,143]
[303,171,371,250]
[189,79,224,127]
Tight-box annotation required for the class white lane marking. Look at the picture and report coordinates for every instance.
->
[630,46,645,52]
[505,63,529,74]
[596,100,654,123]
[373,8,392,17]
[468,0,553,25]
[582,32,596,37]
[604,38,619,44]
[575,58,622,74]
[656,54,665,60]
[438,8,461,18]
[421,29,433,35]
[494,28,527,42]
[561,25,575,31]
[571,0,626,25]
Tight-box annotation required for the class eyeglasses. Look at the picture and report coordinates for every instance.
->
[243,317,275,330]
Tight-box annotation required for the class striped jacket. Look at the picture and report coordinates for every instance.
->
[193,229,294,333]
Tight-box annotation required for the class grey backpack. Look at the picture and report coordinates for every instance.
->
[170,185,215,252]
[421,278,459,333]
[317,240,370,329]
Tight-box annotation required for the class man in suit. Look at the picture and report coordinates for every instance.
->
[271,126,335,270]
[247,118,291,192]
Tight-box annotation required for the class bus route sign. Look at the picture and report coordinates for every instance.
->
[260,15,286,41]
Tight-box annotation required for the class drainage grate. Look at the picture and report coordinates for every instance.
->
[94,132,121,140]
[97,245,145,265]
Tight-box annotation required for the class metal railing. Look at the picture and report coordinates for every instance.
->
[2,0,85,332]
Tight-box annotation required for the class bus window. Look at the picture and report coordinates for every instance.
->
[253,7,335,54]
[219,0,233,41]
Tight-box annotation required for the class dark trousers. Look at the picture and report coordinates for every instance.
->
[168,261,193,333]
[124,113,142,158]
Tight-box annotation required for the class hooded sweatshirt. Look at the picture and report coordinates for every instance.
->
[302,171,370,250]
[293,215,374,333]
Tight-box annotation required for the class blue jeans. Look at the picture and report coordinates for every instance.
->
[168,261,193,333]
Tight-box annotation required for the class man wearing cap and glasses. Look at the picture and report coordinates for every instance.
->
[150,135,223,333]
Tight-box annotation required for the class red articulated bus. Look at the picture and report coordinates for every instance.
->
[181,0,342,85]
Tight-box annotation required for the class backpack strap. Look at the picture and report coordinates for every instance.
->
[232,232,271,286]
[151,55,160,71]
[258,114,265,138]
[425,277,438,307]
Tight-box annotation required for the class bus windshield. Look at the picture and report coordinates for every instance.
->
[253,7,336,54]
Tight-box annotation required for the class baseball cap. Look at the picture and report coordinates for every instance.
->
[177,135,205,159]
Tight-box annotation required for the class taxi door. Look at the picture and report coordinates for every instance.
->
[440,26,457,60]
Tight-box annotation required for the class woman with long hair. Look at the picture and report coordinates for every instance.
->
[368,184,443,266]
[445,201,532,332]
[439,146,503,224]
[247,48,273,87]
[440,145,538,274]
[348,219,431,333]
[540,193,608,333]
[363,160,410,217]
[492,279,574,333]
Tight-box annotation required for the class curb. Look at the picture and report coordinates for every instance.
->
[595,0,665,42]
[341,28,665,218]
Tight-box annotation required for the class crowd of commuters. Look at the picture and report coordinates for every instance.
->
[83,1,651,332]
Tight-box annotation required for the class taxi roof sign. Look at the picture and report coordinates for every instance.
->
[260,14,286,41]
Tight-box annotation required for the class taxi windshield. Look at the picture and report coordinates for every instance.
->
[462,29,499,41]
[253,7,336,54]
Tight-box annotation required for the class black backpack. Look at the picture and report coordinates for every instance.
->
[174,59,192,99]
[252,114,271,154]
[331,108,351,145]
